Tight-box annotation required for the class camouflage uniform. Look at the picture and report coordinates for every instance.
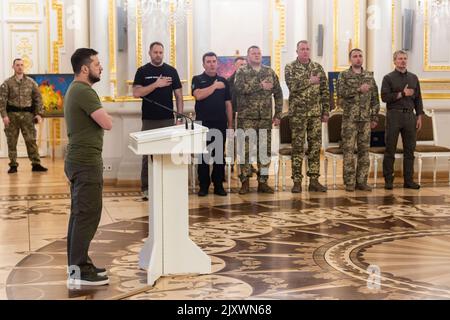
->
[0,76,44,168]
[337,67,380,186]
[234,64,283,183]
[285,59,330,183]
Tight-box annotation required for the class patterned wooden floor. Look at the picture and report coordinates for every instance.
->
[1,158,450,300]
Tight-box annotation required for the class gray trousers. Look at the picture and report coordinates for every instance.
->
[141,119,174,192]
[65,161,103,270]
[383,109,417,183]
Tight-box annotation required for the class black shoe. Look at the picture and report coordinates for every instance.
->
[32,164,48,172]
[8,166,17,174]
[198,188,209,197]
[142,190,149,201]
[67,264,107,276]
[385,181,394,190]
[404,182,420,189]
[68,271,109,287]
[92,266,107,277]
[214,187,227,196]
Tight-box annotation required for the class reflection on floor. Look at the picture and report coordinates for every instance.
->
[1,158,450,300]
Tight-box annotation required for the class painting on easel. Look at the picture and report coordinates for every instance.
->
[28,74,74,117]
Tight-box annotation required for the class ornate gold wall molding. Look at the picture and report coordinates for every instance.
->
[420,79,450,99]
[108,0,118,97]
[9,2,39,17]
[51,0,63,73]
[391,0,395,55]
[333,0,361,71]
[420,78,450,90]
[274,0,286,78]
[169,1,176,68]
[187,0,193,98]
[45,0,63,73]
[10,27,40,73]
[46,0,51,72]
[424,0,450,71]
[136,0,143,67]
[422,93,450,99]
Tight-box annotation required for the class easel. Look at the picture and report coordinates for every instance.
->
[37,115,65,160]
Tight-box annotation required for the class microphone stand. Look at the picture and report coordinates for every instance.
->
[141,96,195,130]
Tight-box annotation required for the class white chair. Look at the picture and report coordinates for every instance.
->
[414,110,450,185]
[369,112,403,187]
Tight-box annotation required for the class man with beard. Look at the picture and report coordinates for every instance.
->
[133,42,184,201]
[0,58,48,174]
[64,48,113,286]
[337,48,380,192]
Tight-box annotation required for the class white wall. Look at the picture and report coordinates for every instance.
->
[0,0,48,158]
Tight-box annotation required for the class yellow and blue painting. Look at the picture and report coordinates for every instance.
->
[29,74,74,117]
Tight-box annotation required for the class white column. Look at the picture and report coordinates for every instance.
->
[193,0,210,75]
[285,0,308,62]
[89,0,111,97]
[309,0,333,71]
[367,0,395,86]
[0,0,5,81]
[73,0,89,48]
[59,0,90,73]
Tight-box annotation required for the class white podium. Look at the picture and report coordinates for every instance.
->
[129,124,211,285]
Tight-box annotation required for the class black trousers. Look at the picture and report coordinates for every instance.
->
[198,120,227,190]
[141,119,174,192]
[65,161,103,270]
[383,109,417,183]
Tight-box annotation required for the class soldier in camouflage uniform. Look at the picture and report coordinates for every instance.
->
[285,40,329,193]
[0,58,47,174]
[234,46,283,194]
[337,49,380,192]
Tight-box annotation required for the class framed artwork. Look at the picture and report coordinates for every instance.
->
[217,56,271,79]
[28,74,74,117]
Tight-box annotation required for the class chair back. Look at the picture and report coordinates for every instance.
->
[416,112,434,143]
[280,115,292,144]
[324,112,342,148]
[370,112,386,147]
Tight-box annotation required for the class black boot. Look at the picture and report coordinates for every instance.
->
[404,181,420,189]
[8,166,17,174]
[32,164,48,172]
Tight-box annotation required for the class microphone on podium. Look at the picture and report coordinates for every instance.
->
[141,96,195,130]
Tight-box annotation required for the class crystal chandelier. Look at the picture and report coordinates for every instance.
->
[122,0,192,25]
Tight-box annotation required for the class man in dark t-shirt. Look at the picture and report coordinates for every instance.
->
[132,42,184,200]
[192,52,233,197]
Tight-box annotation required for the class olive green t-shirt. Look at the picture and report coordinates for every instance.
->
[64,81,104,165]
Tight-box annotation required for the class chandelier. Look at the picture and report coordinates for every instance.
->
[122,0,192,25]
[417,0,450,23]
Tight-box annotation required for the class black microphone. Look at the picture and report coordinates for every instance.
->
[141,96,194,130]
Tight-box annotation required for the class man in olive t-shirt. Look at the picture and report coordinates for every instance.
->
[64,48,113,287]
